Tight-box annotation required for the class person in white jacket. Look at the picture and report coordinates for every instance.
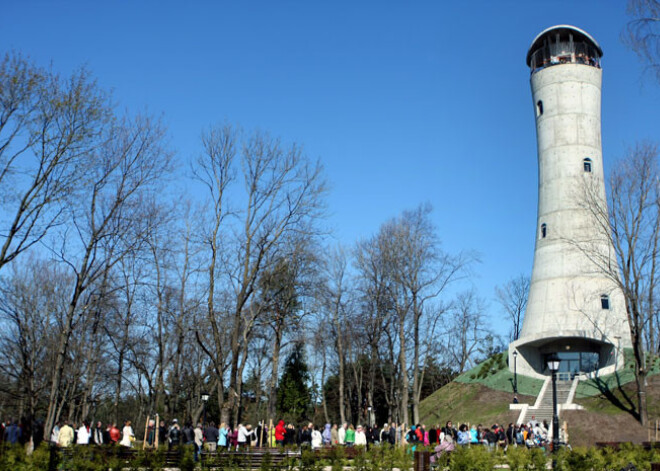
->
[355,425,367,446]
[76,421,91,444]
[311,425,323,449]
[237,423,254,450]
[119,420,134,447]
[194,423,204,461]
[338,423,346,445]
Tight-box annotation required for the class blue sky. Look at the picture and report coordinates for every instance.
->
[3,1,658,337]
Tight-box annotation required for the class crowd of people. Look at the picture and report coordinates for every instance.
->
[2,414,559,463]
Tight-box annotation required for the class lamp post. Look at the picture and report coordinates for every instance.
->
[201,392,210,426]
[367,406,372,428]
[513,351,518,394]
[546,354,561,456]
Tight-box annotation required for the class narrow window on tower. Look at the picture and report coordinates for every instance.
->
[536,100,544,116]
[601,295,610,310]
[583,158,592,172]
[541,223,547,239]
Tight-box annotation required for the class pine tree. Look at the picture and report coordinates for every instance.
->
[276,342,311,421]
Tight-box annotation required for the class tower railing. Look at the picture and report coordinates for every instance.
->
[529,42,601,74]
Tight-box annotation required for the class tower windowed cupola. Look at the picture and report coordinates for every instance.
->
[527,26,603,74]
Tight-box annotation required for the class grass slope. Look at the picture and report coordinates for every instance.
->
[419,381,534,427]
[453,353,544,397]
[420,353,536,427]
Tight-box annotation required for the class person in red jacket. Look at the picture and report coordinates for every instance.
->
[415,425,424,442]
[108,423,120,444]
[275,420,286,446]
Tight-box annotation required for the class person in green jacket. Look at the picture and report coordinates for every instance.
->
[345,424,355,446]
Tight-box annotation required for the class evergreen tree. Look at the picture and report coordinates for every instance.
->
[276,342,311,421]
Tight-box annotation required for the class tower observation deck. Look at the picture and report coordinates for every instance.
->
[509,26,631,380]
[527,25,603,73]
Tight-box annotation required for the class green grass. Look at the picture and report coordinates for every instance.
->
[453,352,544,397]
[419,354,541,426]
[419,381,520,426]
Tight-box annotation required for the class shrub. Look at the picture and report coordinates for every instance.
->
[4,440,660,471]
[528,447,547,470]
[300,448,323,471]
[449,445,497,471]
[178,445,195,471]
[506,445,530,471]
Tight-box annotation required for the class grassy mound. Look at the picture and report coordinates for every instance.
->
[420,351,660,446]
[419,381,533,427]
[453,352,544,396]
[419,354,537,426]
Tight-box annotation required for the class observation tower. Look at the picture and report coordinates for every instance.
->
[509,25,631,379]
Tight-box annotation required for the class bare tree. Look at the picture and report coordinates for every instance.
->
[43,115,171,437]
[625,0,660,82]
[319,246,352,425]
[0,52,110,270]
[446,289,491,373]
[193,123,236,423]
[224,130,326,425]
[0,258,70,441]
[377,205,471,424]
[495,274,530,342]
[258,239,314,421]
[579,142,659,426]
[193,126,326,425]
[353,233,393,426]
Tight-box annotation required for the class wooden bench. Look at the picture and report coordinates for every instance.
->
[201,449,301,469]
[313,445,364,459]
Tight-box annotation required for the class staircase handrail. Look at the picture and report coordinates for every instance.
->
[557,372,573,382]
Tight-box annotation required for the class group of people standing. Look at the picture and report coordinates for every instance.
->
[142,419,261,461]
[271,421,440,448]
[4,414,557,462]
[50,420,135,448]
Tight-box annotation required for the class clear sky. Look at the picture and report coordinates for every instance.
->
[2,1,658,337]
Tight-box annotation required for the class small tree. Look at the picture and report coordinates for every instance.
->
[276,342,311,421]
[624,0,660,83]
[495,274,530,342]
[259,255,302,420]
[579,142,659,426]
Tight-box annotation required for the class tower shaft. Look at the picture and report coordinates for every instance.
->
[510,26,631,379]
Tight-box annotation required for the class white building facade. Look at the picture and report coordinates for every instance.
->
[509,25,631,379]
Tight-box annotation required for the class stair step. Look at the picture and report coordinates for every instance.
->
[519,377,578,425]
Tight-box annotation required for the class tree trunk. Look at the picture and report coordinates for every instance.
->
[335,313,346,425]
[44,277,85,438]
[398,317,409,426]
[267,326,283,419]
[321,353,329,424]
[632,318,648,425]
[411,298,421,425]
[114,348,125,426]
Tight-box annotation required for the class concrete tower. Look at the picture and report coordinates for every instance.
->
[509,25,631,379]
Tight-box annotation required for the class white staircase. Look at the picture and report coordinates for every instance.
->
[514,375,582,430]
